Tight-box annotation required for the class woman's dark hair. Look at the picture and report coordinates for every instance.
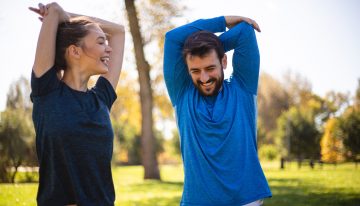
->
[55,17,95,71]
[182,31,224,63]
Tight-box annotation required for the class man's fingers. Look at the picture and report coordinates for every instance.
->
[253,22,261,32]
[249,19,261,33]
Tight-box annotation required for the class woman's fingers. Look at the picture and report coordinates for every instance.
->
[38,3,45,15]
[43,4,49,16]
[29,3,51,19]
[29,3,46,17]
[28,7,40,14]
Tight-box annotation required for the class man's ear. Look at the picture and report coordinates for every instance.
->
[221,54,227,69]
[67,45,82,59]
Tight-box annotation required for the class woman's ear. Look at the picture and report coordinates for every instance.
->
[67,45,82,59]
[221,54,227,70]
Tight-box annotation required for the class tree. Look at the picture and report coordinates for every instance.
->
[339,106,360,163]
[274,72,325,168]
[125,0,159,179]
[258,72,289,145]
[337,79,360,163]
[0,109,34,183]
[0,77,35,183]
[6,77,32,112]
[322,91,350,120]
[276,106,320,165]
[171,129,180,156]
[275,92,326,168]
[282,71,313,107]
[320,118,345,163]
[111,71,142,164]
[355,78,360,110]
[124,0,182,179]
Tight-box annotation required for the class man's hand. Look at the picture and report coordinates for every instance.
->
[225,16,261,32]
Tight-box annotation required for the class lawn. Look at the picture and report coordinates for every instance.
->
[0,162,359,206]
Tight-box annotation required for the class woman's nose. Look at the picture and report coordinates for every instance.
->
[106,45,112,53]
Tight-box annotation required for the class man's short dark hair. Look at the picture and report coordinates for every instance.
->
[182,31,225,63]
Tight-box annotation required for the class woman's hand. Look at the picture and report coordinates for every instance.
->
[30,2,70,77]
[29,2,69,23]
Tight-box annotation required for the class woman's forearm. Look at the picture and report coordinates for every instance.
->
[31,3,69,77]
[68,12,125,36]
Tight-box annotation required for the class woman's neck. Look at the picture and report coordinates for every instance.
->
[62,68,90,92]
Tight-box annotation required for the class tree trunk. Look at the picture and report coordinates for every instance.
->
[11,159,22,183]
[309,159,314,169]
[297,157,302,169]
[124,0,160,180]
[280,157,285,169]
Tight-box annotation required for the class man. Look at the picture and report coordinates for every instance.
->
[163,16,272,206]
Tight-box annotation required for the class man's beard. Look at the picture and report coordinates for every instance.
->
[194,68,224,96]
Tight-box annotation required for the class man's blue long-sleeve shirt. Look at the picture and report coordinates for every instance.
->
[164,16,271,206]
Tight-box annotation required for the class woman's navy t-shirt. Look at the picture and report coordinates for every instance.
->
[31,67,117,206]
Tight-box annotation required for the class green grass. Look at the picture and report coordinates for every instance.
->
[0,163,359,206]
[263,162,360,206]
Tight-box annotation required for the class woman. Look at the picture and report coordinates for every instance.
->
[29,2,125,205]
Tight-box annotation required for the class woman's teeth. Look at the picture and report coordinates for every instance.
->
[101,57,110,65]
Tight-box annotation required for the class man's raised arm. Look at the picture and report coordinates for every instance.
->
[163,16,226,105]
[219,16,261,95]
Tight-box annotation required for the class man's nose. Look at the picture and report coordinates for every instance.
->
[200,71,209,83]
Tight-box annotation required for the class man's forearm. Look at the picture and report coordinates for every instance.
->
[219,22,260,94]
[165,16,226,43]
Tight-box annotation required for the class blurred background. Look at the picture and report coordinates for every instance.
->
[0,0,359,205]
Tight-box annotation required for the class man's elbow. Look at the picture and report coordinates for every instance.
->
[165,30,174,41]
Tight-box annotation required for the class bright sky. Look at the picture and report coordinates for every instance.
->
[1,0,359,111]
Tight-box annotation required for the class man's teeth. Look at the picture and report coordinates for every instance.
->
[202,81,213,86]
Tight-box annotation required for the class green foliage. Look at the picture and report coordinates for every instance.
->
[170,129,180,156]
[337,79,360,160]
[137,0,184,52]
[276,106,321,160]
[258,73,289,144]
[6,76,32,112]
[259,144,279,161]
[0,109,32,183]
[0,110,36,183]
[0,77,35,183]
[355,78,360,110]
[339,107,360,160]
